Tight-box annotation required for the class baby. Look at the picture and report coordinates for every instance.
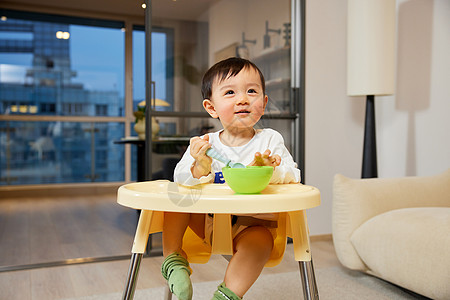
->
[162,57,300,300]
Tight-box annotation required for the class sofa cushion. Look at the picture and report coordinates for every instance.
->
[332,169,450,270]
[350,207,450,300]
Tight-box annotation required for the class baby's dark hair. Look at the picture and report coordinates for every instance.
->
[201,57,265,100]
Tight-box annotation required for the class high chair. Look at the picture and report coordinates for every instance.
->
[118,181,320,300]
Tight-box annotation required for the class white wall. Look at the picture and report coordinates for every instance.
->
[305,0,450,235]
[208,0,290,65]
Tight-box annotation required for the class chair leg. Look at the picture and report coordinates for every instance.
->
[164,285,173,300]
[122,253,143,300]
[299,259,319,300]
[122,210,153,299]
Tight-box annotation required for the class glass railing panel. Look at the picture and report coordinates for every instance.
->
[0,121,125,185]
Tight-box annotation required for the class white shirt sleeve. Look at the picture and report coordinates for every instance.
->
[267,130,301,184]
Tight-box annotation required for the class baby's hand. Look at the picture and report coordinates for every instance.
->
[190,134,212,178]
[248,149,281,169]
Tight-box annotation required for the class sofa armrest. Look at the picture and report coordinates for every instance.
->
[332,169,450,270]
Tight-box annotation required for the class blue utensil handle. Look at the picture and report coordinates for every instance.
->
[206,147,231,165]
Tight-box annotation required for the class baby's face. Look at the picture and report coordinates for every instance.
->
[205,67,268,132]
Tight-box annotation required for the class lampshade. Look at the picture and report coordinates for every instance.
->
[347,0,396,96]
[138,99,170,107]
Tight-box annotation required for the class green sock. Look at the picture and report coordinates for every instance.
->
[212,282,242,300]
[161,252,193,300]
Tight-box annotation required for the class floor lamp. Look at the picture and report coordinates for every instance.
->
[347,0,396,178]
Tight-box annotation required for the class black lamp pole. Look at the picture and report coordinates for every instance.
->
[361,95,378,178]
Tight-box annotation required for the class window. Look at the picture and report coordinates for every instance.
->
[95,104,108,116]
[0,11,125,118]
[0,10,126,185]
[0,9,176,185]
[40,102,56,113]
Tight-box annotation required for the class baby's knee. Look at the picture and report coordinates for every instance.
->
[253,226,274,247]
[236,226,274,254]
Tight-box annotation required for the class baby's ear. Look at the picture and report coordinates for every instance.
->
[203,99,218,118]
[262,95,268,115]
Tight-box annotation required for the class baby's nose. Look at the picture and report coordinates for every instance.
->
[236,94,249,104]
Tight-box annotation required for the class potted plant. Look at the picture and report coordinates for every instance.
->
[133,99,170,139]
[133,101,147,139]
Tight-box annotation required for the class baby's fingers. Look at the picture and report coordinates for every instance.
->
[273,154,281,166]
[262,149,271,158]
[199,142,212,155]
[254,152,263,162]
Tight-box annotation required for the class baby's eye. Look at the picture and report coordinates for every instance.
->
[248,89,257,94]
[225,90,234,95]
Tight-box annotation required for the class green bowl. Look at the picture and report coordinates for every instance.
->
[222,166,273,194]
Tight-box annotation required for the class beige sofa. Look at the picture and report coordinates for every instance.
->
[332,169,450,300]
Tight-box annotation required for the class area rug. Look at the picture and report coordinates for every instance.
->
[64,266,423,300]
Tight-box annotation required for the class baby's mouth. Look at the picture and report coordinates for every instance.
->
[235,110,250,115]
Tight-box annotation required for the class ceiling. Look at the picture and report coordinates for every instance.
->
[2,0,219,21]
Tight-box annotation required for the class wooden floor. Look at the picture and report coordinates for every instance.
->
[0,193,340,300]
[0,194,138,267]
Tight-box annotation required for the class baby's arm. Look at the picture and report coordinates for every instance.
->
[173,134,214,186]
[189,135,212,179]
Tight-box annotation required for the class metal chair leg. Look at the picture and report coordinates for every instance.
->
[122,253,143,300]
[122,210,153,299]
[299,259,319,300]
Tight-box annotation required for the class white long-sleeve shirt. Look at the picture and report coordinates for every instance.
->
[174,128,301,186]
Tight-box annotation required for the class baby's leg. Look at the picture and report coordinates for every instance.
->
[163,212,190,257]
[222,225,274,298]
[161,213,205,300]
[163,212,205,257]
